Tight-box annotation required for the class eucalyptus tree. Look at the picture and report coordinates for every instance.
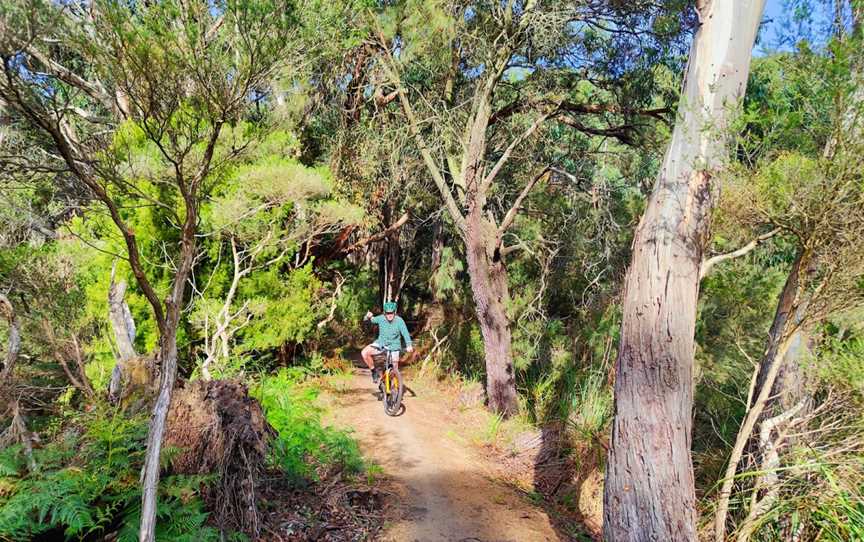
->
[360,0,690,415]
[0,1,298,539]
[603,1,765,540]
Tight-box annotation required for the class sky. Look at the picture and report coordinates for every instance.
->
[758,0,841,53]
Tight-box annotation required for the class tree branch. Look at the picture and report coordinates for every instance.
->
[339,212,409,255]
[0,63,167,332]
[489,97,670,126]
[373,25,467,233]
[20,42,119,116]
[554,114,640,145]
[700,228,781,280]
[496,167,551,243]
[481,110,551,193]
[316,273,346,331]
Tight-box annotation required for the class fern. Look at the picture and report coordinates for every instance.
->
[0,446,24,478]
[0,406,223,541]
[117,491,220,542]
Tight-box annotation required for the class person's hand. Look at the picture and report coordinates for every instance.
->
[364,310,373,320]
[406,345,414,353]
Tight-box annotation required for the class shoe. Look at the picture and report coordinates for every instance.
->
[371,368,380,384]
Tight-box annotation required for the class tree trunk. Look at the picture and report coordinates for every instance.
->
[603,2,765,540]
[712,332,801,542]
[10,401,36,473]
[735,400,806,542]
[717,17,864,531]
[712,249,809,541]
[464,211,518,416]
[430,216,444,282]
[382,21,524,416]
[108,262,138,400]
[378,201,401,303]
[0,293,21,380]
[750,251,810,419]
[139,217,197,542]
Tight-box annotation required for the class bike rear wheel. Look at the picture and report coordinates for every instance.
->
[383,367,404,416]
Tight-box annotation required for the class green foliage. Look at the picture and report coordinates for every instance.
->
[252,369,364,482]
[817,332,864,394]
[806,475,864,542]
[334,268,379,330]
[1,1,864,540]
[240,264,322,352]
[0,409,219,541]
[116,480,221,542]
[567,369,613,440]
[430,247,464,302]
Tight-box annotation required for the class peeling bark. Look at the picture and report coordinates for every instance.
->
[713,333,799,542]
[604,2,766,540]
[0,293,21,380]
[108,261,138,400]
[735,400,806,542]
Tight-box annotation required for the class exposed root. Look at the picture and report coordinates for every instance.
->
[165,379,272,538]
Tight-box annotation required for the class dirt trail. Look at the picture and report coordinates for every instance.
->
[322,370,562,542]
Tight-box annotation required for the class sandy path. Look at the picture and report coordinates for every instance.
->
[322,370,562,542]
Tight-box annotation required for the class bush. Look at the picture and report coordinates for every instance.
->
[252,369,364,483]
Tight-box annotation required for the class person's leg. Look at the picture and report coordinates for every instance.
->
[390,350,400,370]
[361,344,376,370]
[362,344,383,383]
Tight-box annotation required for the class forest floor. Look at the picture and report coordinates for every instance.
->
[318,365,598,542]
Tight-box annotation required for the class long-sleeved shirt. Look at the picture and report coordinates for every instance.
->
[367,314,412,351]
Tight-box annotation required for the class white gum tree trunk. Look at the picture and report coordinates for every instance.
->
[603,2,766,540]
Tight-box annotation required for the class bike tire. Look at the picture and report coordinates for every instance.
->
[384,367,404,416]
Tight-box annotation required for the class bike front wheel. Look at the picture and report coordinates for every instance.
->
[383,367,404,416]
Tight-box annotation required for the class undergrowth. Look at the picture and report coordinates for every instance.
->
[0,369,368,541]
[0,407,221,541]
[252,368,364,483]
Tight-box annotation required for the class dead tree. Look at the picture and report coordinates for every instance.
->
[0,293,20,380]
[108,261,138,400]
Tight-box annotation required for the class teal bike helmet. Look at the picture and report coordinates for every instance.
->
[383,301,397,313]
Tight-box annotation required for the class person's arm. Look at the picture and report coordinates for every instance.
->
[399,318,413,351]
[363,312,379,331]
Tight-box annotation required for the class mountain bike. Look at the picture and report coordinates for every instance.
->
[374,349,404,416]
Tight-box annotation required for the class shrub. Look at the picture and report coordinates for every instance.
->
[252,369,364,483]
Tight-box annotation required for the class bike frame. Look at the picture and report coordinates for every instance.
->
[382,349,397,394]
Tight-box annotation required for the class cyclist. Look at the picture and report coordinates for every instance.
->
[362,301,413,383]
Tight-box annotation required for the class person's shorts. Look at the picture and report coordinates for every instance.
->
[368,343,400,363]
